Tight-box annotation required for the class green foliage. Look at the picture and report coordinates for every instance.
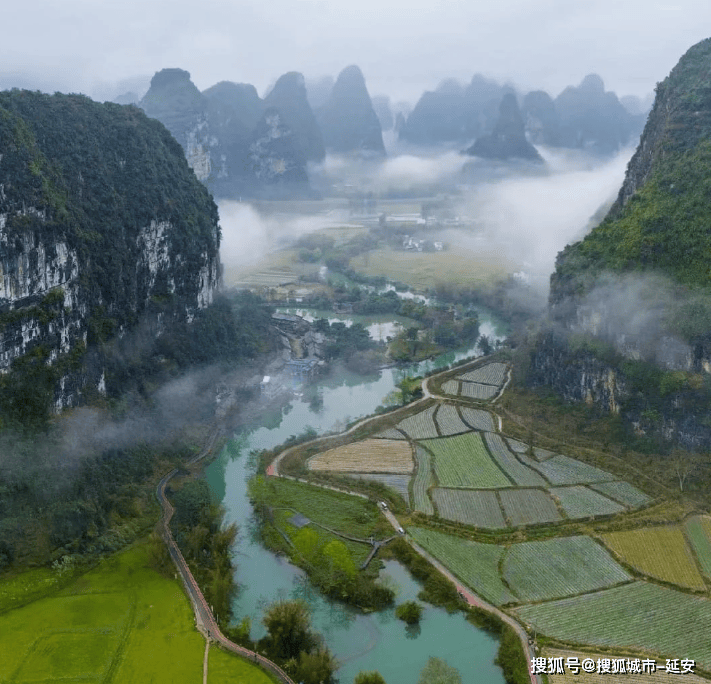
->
[416,656,462,684]
[395,600,423,624]
[260,599,318,661]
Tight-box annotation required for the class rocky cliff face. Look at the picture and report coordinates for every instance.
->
[0,90,220,410]
[316,65,385,156]
[140,68,315,199]
[530,39,711,448]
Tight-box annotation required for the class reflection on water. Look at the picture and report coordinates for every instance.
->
[205,311,508,683]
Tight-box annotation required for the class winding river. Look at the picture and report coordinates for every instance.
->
[204,308,508,684]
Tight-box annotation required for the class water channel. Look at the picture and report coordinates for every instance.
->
[204,306,509,684]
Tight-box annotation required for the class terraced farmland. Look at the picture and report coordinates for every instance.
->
[421,433,512,488]
[515,582,711,670]
[528,454,616,485]
[308,439,413,473]
[408,527,515,604]
[601,527,706,591]
[435,404,470,436]
[552,486,626,519]
[484,433,547,486]
[413,447,435,514]
[396,405,439,439]
[459,407,495,432]
[432,488,507,528]
[441,380,459,395]
[544,648,710,683]
[460,382,498,400]
[345,473,411,503]
[499,489,562,526]
[590,481,651,508]
[502,536,630,602]
[458,362,508,386]
[685,515,711,578]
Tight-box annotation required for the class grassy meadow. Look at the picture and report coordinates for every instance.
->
[0,540,267,684]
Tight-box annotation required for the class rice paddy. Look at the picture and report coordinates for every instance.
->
[601,527,706,591]
[421,433,512,488]
[551,486,627,519]
[483,433,548,486]
[413,447,435,515]
[457,363,508,386]
[460,382,498,400]
[408,527,515,605]
[499,489,562,527]
[431,488,507,528]
[434,404,471,436]
[395,405,439,440]
[515,582,711,670]
[685,515,711,579]
[307,439,414,473]
[502,536,631,602]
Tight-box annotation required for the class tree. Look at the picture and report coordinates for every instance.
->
[417,657,463,684]
[292,648,338,684]
[671,448,704,492]
[355,672,387,684]
[478,334,492,356]
[395,600,423,624]
[261,599,318,661]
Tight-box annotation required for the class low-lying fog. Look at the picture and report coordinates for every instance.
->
[219,144,634,293]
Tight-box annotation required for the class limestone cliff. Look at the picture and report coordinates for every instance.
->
[0,90,220,410]
[529,38,711,448]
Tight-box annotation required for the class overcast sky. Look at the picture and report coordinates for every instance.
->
[3,0,710,105]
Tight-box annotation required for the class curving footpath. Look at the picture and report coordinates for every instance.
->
[156,450,296,684]
[268,359,541,684]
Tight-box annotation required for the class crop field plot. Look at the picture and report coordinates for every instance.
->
[441,379,460,395]
[395,405,439,440]
[421,433,512,488]
[499,489,562,526]
[460,382,498,400]
[534,447,557,461]
[413,447,435,515]
[527,454,617,485]
[432,488,507,529]
[459,407,495,432]
[514,581,711,671]
[408,527,515,605]
[346,472,411,504]
[374,427,407,440]
[685,515,711,578]
[0,541,215,684]
[502,536,631,603]
[543,648,710,683]
[551,486,626,519]
[457,363,508,386]
[253,477,383,539]
[307,439,414,473]
[484,433,547,486]
[601,527,706,591]
[208,646,275,684]
[434,404,471,436]
[15,631,116,682]
[590,481,651,508]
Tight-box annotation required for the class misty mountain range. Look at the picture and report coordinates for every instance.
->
[131,65,647,199]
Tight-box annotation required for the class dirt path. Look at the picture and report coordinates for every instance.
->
[156,437,297,684]
[267,359,541,683]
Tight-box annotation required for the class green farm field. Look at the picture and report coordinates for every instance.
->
[0,540,266,684]
[601,526,706,591]
[349,247,513,290]
[408,527,515,605]
[685,515,711,579]
[421,433,512,488]
[515,581,711,670]
[249,476,386,539]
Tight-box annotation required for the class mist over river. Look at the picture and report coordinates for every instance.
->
[205,310,508,684]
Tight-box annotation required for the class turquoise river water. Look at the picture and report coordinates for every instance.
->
[204,309,508,684]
